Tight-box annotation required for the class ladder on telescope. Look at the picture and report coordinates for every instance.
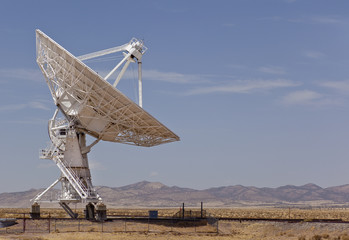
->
[39,143,97,201]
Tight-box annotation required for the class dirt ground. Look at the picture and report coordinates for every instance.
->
[1,221,349,240]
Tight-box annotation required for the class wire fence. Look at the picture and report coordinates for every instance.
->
[0,218,219,235]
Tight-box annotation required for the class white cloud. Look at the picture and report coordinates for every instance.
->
[303,51,325,59]
[28,101,51,110]
[89,160,106,171]
[142,69,210,84]
[97,69,211,84]
[0,100,50,112]
[261,15,345,25]
[186,79,300,95]
[320,81,349,93]
[282,90,322,105]
[0,68,43,82]
[149,171,159,177]
[2,118,48,125]
[259,66,286,75]
[311,16,343,24]
[0,103,27,111]
[281,90,342,106]
[296,16,345,25]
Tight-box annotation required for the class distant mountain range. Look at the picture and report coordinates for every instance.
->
[1,181,349,208]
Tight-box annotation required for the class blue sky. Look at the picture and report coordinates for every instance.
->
[1,0,349,193]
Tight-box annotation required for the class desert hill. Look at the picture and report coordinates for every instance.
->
[1,181,349,208]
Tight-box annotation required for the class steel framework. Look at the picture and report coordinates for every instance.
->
[32,30,179,216]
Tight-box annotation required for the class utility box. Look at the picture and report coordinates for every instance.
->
[149,210,158,219]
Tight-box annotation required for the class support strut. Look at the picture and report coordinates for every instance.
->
[59,202,78,218]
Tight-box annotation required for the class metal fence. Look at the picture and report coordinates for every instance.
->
[0,218,219,235]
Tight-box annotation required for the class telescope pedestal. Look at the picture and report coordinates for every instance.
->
[33,123,103,219]
[30,203,40,219]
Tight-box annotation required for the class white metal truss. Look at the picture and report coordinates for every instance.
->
[33,29,179,208]
[36,29,179,147]
[33,110,101,203]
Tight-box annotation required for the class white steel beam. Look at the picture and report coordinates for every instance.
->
[104,53,131,81]
[32,178,61,202]
[113,58,132,88]
[138,61,142,108]
[77,43,129,61]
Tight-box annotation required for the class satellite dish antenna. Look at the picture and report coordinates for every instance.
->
[32,30,179,219]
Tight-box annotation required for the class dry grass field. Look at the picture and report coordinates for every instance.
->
[1,208,349,239]
[2,207,347,219]
[209,208,349,221]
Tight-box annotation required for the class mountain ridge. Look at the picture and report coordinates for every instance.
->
[1,181,349,208]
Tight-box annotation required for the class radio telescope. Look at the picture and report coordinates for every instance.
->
[32,30,179,219]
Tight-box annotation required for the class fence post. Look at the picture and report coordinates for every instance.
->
[23,218,26,233]
[124,220,126,232]
[182,203,185,219]
[201,202,203,218]
[48,217,50,233]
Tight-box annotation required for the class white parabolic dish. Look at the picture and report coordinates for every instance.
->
[36,30,179,147]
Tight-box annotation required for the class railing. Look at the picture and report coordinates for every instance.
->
[53,156,88,199]
[39,130,99,202]
[39,142,58,159]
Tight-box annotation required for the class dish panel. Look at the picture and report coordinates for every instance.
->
[36,30,179,147]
